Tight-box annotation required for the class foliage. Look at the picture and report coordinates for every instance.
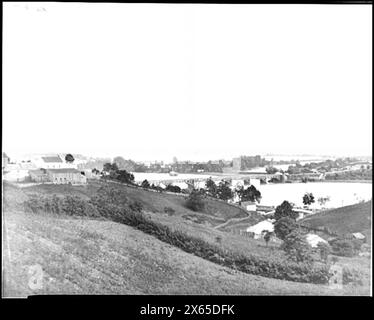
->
[329,238,358,257]
[205,178,218,197]
[281,229,314,264]
[216,180,233,201]
[236,185,262,203]
[164,206,176,215]
[185,189,205,212]
[266,166,278,174]
[165,184,182,193]
[141,179,151,188]
[116,170,135,184]
[317,242,331,262]
[274,201,299,221]
[263,231,273,246]
[302,192,315,206]
[274,217,298,241]
[65,154,75,163]
[24,194,100,217]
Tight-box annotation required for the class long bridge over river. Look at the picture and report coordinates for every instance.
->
[140,173,285,187]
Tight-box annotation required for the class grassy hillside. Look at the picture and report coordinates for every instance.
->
[18,180,254,227]
[4,209,366,296]
[303,201,372,240]
[2,181,371,295]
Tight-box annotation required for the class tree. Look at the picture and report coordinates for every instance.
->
[281,229,313,263]
[216,180,233,201]
[266,166,278,174]
[317,242,331,262]
[274,217,298,241]
[103,162,119,173]
[205,178,218,197]
[303,192,315,206]
[318,196,330,207]
[263,231,273,247]
[141,179,150,188]
[91,168,101,175]
[113,156,126,169]
[65,154,75,163]
[274,201,298,221]
[185,189,205,212]
[236,185,262,203]
[116,169,135,184]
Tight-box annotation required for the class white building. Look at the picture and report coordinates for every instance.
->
[246,219,274,239]
[34,155,77,169]
[305,233,328,248]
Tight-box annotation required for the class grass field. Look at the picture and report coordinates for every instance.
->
[2,181,371,295]
[4,209,368,296]
[303,201,372,241]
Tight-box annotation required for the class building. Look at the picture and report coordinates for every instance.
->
[47,169,87,184]
[34,154,78,169]
[29,169,50,183]
[29,168,87,184]
[305,233,327,248]
[352,232,366,240]
[246,219,274,239]
[241,201,257,212]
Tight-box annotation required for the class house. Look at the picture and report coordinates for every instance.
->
[29,169,49,183]
[241,201,257,212]
[35,154,77,169]
[246,219,274,239]
[305,233,327,248]
[47,168,87,184]
[352,232,366,240]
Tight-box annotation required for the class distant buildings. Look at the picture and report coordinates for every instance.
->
[233,155,267,171]
[29,168,87,184]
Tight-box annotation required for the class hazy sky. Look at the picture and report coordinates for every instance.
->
[3,3,372,162]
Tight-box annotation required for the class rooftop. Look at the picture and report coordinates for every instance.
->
[46,168,81,174]
[42,156,63,163]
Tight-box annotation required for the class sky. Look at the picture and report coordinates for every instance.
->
[3,3,372,162]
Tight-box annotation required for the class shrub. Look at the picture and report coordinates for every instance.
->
[185,189,205,212]
[164,206,176,215]
[281,229,314,264]
[329,238,357,257]
[274,217,298,240]
[317,242,331,262]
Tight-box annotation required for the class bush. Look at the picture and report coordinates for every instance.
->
[274,217,298,240]
[281,229,314,264]
[329,238,357,257]
[164,206,176,215]
[24,194,100,217]
[185,190,205,212]
[317,242,331,262]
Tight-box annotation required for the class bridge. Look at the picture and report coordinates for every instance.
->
[140,173,284,188]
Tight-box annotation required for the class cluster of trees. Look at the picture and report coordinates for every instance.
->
[205,178,262,203]
[326,169,372,181]
[272,201,314,263]
[302,192,315,206]
[102,162,135,184]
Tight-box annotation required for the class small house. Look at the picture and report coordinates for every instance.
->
[246,220,274,239]
[306,233,327,248]
[47,168,87,185]
[241,201,257,212]
[352,232,366,240]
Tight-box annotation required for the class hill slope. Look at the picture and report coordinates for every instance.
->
[3,209,360,296]
[303,201,372,239]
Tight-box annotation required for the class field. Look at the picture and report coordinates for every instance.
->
[303,201,372,241]
[2,180,371,296]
